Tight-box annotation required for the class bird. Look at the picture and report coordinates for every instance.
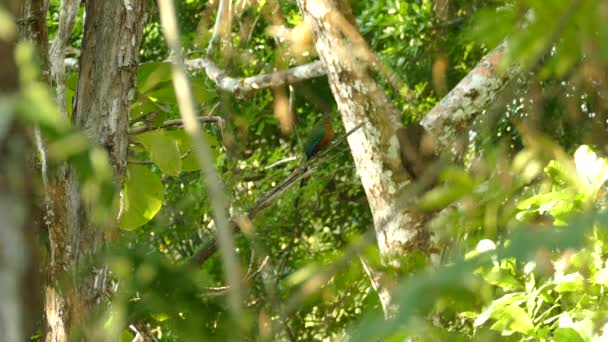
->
[302,113,334,160]
[294,114,334,208]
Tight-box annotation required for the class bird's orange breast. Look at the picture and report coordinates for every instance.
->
[318,121,334,148]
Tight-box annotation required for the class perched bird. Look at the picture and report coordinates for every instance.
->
[295,114,334,207]
[303,113,334,160]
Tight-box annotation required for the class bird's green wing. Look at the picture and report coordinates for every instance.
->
[303,123,327,159]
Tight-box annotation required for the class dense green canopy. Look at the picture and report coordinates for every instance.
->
[4,0,608,340]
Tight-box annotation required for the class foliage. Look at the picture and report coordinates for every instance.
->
[29,0,608,341]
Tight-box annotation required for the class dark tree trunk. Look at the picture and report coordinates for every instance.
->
[43,0,147,340]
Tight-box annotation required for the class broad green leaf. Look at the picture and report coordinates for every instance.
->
[483,268,523,291]
[166,130,220,172]
[145,81,178,103]
[489,303,534,335]
[475,293,526,327]
[439,167,474,189]
[119,165,164,230]
[554,328,584,342]
[138,62,172,93]
[545,160,573,188]
[137,130,182,176]
[418,185,471,210]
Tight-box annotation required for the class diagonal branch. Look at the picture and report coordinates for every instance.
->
[420,41,521,152]
[188,122,365,267]
[206,0,232,57]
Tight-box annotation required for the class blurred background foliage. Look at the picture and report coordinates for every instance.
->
[24,0,608,340]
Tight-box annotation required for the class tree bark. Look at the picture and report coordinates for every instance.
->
[17,0,49,78]
[298,0,521,318]
[44,0,147,340]
[0,1,41,340]
[297,0,431,262]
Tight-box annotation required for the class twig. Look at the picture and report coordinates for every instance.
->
[130,322,158,342]
[187,122,365,267]
[246,12,262,44]
[207,101,221,117]
[201,256,270,297]
[128,116,224,135]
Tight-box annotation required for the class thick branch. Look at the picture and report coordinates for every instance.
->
[185,58,326,97]
[65,57,327,97]
[65,58,326,98]
[420,41,521,152]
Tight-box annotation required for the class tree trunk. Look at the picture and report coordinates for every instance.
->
[298,0,521,318]
[0,1,41,340]
[297,0,431,262]
[18,0,49,78]
[44,1,147,340]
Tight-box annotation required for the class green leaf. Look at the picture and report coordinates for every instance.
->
[545,160,573,188]
[554,273,585,293]
[166,130,220,172]
[418,185,470,210]
[488,303,534,335]
[483,268,523,291]
[554,328,584,342]
[119,165,164,230]
[475,293,526,327]
[137,130,182,176]
[138,62,172,93]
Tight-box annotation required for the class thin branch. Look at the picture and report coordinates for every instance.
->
[201,256,270,297]
[206,0,232,57]
[49,0,80,119]
[129,322,158,342]
[187,122,365,267]
[159,0,242,319]
[128,150,192,165]
[128,116,224,135]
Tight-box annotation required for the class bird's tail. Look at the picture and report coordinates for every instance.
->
[293,170,307,208]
